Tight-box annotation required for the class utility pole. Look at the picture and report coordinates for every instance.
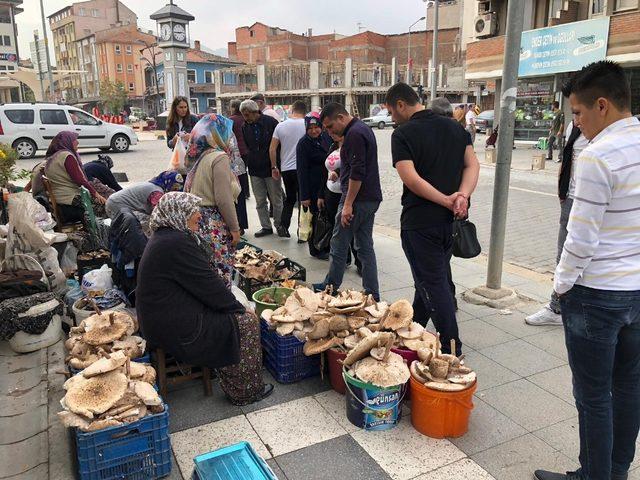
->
[33,30,45,101]
[39,0,55,100]
[485,0,526,290]
[430,0,439,100]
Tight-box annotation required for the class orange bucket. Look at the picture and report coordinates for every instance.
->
[409,375,476,438]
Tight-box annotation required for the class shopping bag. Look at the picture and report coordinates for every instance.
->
[298,207,313,242]
[313,209,333,251]
[168,138,187,171]
[452,219,481,259]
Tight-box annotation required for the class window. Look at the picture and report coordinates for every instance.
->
[204,71,214,83]
[177,52,184,61]
[0,66,5,71]
[189,98,198,113]
[223,72,237,85]
[40,109,68,125]
[128,82,135,92]
[187,69,197,83]
[206,98,216,110]
[250,30,255,37]
[69,110,98,126]
[4,110,35,124]
[116,63,123,72]
[115,44,121,54]
[78,7,85,16]
[91,9,99,17]
[0,35,10,46]
[127,64,133,73]
[164,52,171,61]
[125,45,132,54]
[591,0,605,13]
[615,0,638,9]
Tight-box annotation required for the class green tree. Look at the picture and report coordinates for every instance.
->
[99,79,128,115]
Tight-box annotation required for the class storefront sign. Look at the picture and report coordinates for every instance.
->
[0,53,17,62]
[519,17,610,77]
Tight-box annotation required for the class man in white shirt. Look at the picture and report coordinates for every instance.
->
[251,93,280,122]
[269,101,307,237]
[465,104,477,144]
[535,61,640,480]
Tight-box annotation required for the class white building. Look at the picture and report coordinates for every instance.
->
[0,0,22,103]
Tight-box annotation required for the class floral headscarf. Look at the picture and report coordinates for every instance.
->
[304,112,322,133]
[149,192,201,233]
[45,131,80,168]
[149,170,184,192]
[96,154,114,170]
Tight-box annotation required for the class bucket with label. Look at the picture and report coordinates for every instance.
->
[343,368,406,431]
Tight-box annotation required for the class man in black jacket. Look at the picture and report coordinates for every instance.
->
[240,99,283,237]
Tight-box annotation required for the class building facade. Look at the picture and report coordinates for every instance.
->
[0,0,22,103]
[48,0,137,101]
[463,0,640,140]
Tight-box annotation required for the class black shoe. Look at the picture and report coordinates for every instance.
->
[533,470,582,480]
[227,383,275,406]
[255,228,273,238]
[315,252,330,260]
[277,226,290,238]
[454,297,459,312]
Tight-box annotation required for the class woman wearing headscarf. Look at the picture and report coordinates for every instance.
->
[83,155,123,193]
[296,112,332,259]
[105,170,184,221]
[43,131,106,223]
[136,192,273,405]
[185,114,242,287]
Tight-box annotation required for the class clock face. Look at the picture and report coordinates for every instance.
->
[173,23,186,42]
[160,23,172,41]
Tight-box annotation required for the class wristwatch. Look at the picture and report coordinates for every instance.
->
[271,166,278,170]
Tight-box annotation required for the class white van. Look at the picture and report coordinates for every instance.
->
[0,103,138,159]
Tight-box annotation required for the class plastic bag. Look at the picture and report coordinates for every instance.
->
[60,243,78,276]
[313,209,333,251]
[168,138,187,171]
[298,206,313,242]
[81,264,113,295]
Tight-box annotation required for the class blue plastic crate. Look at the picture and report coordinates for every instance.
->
[260,320,320,384]
[193,441,277,480]
[75,404,171,480]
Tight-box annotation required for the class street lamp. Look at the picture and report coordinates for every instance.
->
[408,16,426,77]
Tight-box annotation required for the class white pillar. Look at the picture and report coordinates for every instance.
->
[257,64,266,92]
[391,57,398,84]
[344,58,353,89]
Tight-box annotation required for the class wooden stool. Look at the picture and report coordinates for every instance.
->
[153,348,213,398]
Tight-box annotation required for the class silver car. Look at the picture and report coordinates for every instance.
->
[362,112,395,129]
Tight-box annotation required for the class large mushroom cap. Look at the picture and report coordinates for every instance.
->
[82,314,129,346]
[65,370,128,418]
[307,318,330,340]
[381,300,413,331]
[328,314,349,332]
[343,331,394,367]
[82,350,127,378]
[133,380,162,406]
[353,352,411,388]
[364,302,389,320]
[303,336,342,356]
[397,322,425,340]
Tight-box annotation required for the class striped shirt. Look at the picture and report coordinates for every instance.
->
[555,116,640,294]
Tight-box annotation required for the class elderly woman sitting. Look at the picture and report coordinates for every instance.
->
[136,192,273,406]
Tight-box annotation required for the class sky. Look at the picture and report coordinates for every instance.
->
[17,0,429,64]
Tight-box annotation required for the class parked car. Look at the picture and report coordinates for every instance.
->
[475,110,494,134]
[0,103,138,159]
[362,112,395,129]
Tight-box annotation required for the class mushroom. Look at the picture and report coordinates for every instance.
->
[303,336,342,356]
[58,411,91,430]
[424,381,469,392]
[410,360,430,383]
[85,419,122,432]
[381,299,413,331]
[129,361,147,379]
[133,381,162,406]
[307,318,330,340]
[370,347,387,361]
[82,313,129,346]
[397,322,425,340]
[82,350,127,378]
[344,334,359,350]
[348,316,366,330]
[64,370,128,418]
[353,352,411,388]
[276,323,296,336]
[140,366,157,385]
[448,371,477,385]
[429,357,450,379]
[261,309,274,322]
[417,347,434,364]
[343,332,394,367]
[336,329,350,338]
[364,302,389,321]
[111,337,143,360]
[329,315,349,332]
[310,310,331,323]
[404,338,435,352]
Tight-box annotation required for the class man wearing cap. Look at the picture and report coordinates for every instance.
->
[250,93,280,122]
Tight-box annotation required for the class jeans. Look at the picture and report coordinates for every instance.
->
[561,286,640,480]
[547,134,557,159]
[280,170,298,231]
[550,198,574,313]
[323,200,380,299]
[250,176,283,230]
[401,224,461,355]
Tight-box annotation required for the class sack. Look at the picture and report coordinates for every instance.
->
[452,219,481,259]
[168,138,187,171]
[313,209,333,251]
[298,207,313,242]
[81,264,113,295]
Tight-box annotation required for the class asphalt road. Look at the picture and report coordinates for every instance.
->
[18,129,560,274]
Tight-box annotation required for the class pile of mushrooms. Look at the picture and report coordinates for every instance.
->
[65,311,146,370]
[409,334,476,392]
[58,350,162,432]
[234,246,297,281]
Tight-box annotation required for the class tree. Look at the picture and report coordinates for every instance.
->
[99,79,128,115]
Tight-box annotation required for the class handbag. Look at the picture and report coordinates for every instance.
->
[298,206,313,242]
[452,219,481,259]
[313,209,333,251]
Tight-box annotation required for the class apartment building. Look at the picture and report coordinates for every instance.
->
[0,0,22,103]
[462,0,640,140]
[48,0,137,101]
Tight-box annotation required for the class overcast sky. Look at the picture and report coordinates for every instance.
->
[18,0,429,63]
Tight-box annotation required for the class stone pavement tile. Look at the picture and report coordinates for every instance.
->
[171,414,271,479]
[0,431,47,478]
[482,312,560,338]
[472,433,578,480]
[457,301,497,319]
[165,382,243,433]
[523,329,568,362]
[480,379,576,431]
[0,405,47,445]
[350,420,466,480]
[459,319,516,351]
[267,459,289,480]
[532,417,579,461]
[1,348,47,372]
[246,396,347,457]
[165,451,185,480]
[527,365,574,405]
[413,458,496,479]
[456,309,477,323]
[241,370,331,414]
[0,360,46,393]
[381,287,416,303]
[274,434,392,480]
[450,397,526,456]
[2,463,47,479]
[0,379,47,417]
[463,351,520,392]
[378,272,414,294]
[313,390,360,434]
[480,339,566,377]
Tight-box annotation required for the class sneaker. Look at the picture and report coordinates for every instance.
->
[312,282,326,293]
[254,228,273,238]
[533,470,581,480]
[276,226,290,238]
[525,306,562,326]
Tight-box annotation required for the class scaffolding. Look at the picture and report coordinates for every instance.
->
[218,65,258,94]
[265,62,310,91]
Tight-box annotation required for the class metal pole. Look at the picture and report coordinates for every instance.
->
[430,0,438,100]
[39,0,55,100]
[486,0,526,290]
[33,31,46,101]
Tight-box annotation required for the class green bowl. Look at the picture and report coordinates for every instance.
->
[252,287,294,317]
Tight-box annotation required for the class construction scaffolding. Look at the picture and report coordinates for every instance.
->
[265,62,310,91]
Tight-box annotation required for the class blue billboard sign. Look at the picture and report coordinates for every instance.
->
[519,17,610,77]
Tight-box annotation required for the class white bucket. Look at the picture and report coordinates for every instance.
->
[9,315,62,353]
[72,300,125,323]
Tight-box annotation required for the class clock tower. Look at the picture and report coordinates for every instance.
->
[150,1,195,109]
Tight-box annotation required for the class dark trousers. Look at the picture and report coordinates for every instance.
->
[324,190,358,266]
[59,203,84,223]
[561,285,640,480]
[236,173,249,230]
[401,224,461,355]
[280,170,298,231]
